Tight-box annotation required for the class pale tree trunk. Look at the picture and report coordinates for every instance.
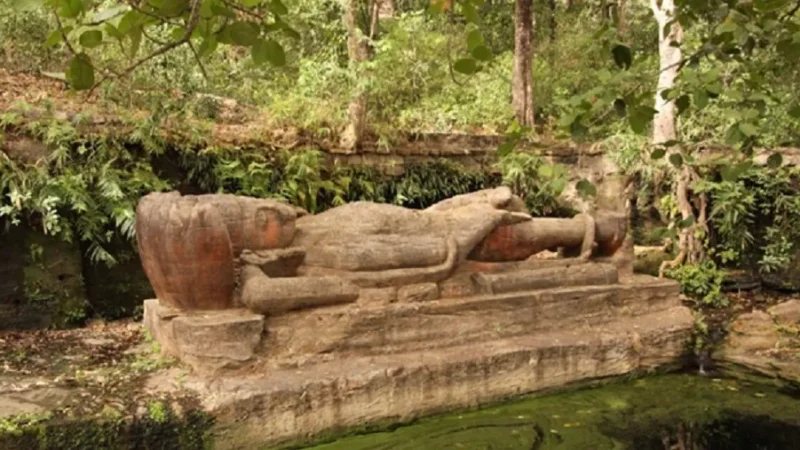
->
[616,0,628,41]
[340,0,371,152]
[512,0,535,127]
[650,0,704,275]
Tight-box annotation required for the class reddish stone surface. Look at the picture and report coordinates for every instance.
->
[136,193,298,311]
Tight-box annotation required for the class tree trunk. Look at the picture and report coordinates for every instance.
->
[650,0,702,276]
[340,0,371,152]
[616,0,628,40]
[651,0,682,146]
[512,0,535,127]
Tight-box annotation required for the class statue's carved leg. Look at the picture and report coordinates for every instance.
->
[299,237,460,288]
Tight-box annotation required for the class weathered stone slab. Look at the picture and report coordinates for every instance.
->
[397,283,439,303]
[195,306,693,449]
[472,263,618,294]
[172,310,264,375]
[143,299,265,374]
[260,277,683,365]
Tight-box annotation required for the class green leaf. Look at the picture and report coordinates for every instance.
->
[79,30,103,48]
[158,0,190,17]
[240,0,262,6]
[677,216,695,229]
[754,0,790,12]
[694,90,709,109]
[537,164,554,178]
[715,20,738,35]
[676,95,690,115]
[66,53,95,90]
[612,44,632,70]
[738,122,758,137]
[117,11,142,35]
[669,153,683,167]
[104,23,124,41]
[126,25,142,56]
[283,26,301,40]
[229,21,260,46]
[466,30,483,50]
[211,2,237,19]
[269,0,288,15]
[199,36,217,57]
[497,141,516,157]
[724,124,744,146]
[767,152,783,169]
[462,2,479,23]
[788,104,800,118]
[59,0,84,18]
[453,58,477,75]
[252,39,285,66]
[471,45,492,61]
[651,148,667,159]
[45,30,63,48]
[721,161,752,182]
[576,179,597,198]
[628,106,657,134]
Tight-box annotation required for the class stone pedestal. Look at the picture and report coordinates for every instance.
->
[143,299,264,374]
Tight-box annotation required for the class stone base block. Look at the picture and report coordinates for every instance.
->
[143,299,264,375]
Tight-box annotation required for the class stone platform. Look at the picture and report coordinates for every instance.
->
[144,273,694,449]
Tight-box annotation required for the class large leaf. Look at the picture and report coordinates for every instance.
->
[471,45,492,61]
[612,44,632,69]
[59,0,84,18]
[229,21,260,46]
[466,30,483,50]
[453,58,477,75]
[79,30,103,48]
[269,0,288,15]
[675,95,690,115]
[628,106,657,134]
[66,53,95,90]
[252,39,285,66]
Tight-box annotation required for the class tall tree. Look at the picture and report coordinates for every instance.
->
[512,0,535,127]
[650,0,701,274]
[340,0,372,152]
[616,0,627,40]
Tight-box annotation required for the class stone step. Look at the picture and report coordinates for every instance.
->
[263,275,682,362]
[199,305,694,448]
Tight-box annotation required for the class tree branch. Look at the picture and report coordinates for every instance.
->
[88,0,203,94]
[188,41,209,80]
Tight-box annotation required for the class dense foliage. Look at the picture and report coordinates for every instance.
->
[1,0,799,317]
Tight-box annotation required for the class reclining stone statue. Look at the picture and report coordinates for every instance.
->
[136,186,693,447]
[136,187,627,316]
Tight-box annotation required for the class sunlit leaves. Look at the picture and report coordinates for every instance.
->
[66,53,94,90]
